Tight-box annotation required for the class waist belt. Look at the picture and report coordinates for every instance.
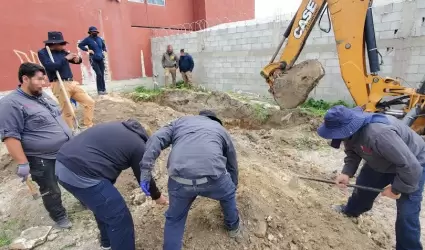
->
[170,176,208,185]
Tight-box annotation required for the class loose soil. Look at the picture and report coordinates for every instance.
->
[0,89,423,250]
[271,59,325,109]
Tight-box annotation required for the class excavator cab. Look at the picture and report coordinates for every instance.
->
[260,0,425,133]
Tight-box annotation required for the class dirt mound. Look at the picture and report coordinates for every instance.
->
[132,89,322,130]
[0,143,13,181]
[0,92,396,250]
[272,59,325,109]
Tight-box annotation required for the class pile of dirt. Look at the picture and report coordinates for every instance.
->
[271,59,325,109]
[91,94,388,250]
[131,89,322,131]
[0,91,403,250]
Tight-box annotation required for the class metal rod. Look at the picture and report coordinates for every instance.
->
[269,15,296,63]
[364,6,380,74]
[298,176,384,193]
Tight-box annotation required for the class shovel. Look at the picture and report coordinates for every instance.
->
[45,46,81,135]
[289,176,385,193]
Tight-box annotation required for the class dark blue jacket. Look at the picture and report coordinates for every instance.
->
[78,35,107,61]
[38,48,82,82]
[56,120,161,198]
[178,53,194,72]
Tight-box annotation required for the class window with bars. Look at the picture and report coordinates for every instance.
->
[147,0,165,6]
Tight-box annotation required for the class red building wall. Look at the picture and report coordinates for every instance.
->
[0,0,254,91]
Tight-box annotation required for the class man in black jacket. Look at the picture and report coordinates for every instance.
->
[178,49,194,87]
[55,119,167,250]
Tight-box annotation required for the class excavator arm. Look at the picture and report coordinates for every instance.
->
[261,0,425,132]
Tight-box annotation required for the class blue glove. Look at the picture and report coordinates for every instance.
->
[17,163,30,181]
[70,98,77,107]
[140,180,151,196]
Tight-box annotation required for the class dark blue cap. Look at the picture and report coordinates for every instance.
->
[317,105,370,140]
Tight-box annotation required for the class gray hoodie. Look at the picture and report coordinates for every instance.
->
[140,115,238,186]
[342,115,425,194]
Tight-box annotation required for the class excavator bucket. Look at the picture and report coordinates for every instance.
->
[272,59,325,109]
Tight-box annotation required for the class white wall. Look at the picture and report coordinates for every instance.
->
[151,0,425,102]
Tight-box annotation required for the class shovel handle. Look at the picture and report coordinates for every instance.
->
[298,176,384,193]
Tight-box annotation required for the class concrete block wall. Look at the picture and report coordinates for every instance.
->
[0,78,153,100]
[151,0,425,103]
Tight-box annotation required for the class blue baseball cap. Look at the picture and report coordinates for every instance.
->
[317,105,371,142]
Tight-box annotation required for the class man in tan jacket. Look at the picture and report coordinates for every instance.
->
[38,31,95,131]
[161,45,179,88]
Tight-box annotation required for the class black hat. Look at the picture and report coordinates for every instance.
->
[199,110,223,125]
[43,31,68,44]
[88,26,99,34]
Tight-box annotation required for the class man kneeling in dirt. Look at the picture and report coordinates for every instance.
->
[140,110,241,250]
[55,119,168,250]
[0,62,73,229]
[317,105,425,250]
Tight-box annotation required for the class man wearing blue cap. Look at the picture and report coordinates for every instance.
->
[317,105,425,250]
[139,110,241,250]
[78,26,108,95]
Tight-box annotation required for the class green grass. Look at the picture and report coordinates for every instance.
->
[0,219,20,247]
[299,98,355,116]
[251,103,271,123]
[0,232,11,247]
[132,86,164,101]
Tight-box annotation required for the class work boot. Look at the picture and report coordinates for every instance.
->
[55,216,72,229]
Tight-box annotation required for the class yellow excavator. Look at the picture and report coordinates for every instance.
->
[260,0,425,133]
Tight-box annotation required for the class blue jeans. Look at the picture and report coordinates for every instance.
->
[59,180,135,250]
[344,164,425,250]
[163,173,239,250]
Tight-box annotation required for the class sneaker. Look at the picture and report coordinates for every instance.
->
[100,246,111,250]
[332,204,358,218]
[228,224,242,238]
[332,204,347,214]
[228,216,243,239]
[55,217,72,229]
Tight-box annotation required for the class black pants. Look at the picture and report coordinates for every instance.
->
[28,156,67,222]
[90,58,106,92]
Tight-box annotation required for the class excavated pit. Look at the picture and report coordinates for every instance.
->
[131,89,322,131]
[0,91,400,250]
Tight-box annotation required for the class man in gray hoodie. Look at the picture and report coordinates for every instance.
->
[317,105,425,250]
[161,45,179,88]
[140,110,241,250]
